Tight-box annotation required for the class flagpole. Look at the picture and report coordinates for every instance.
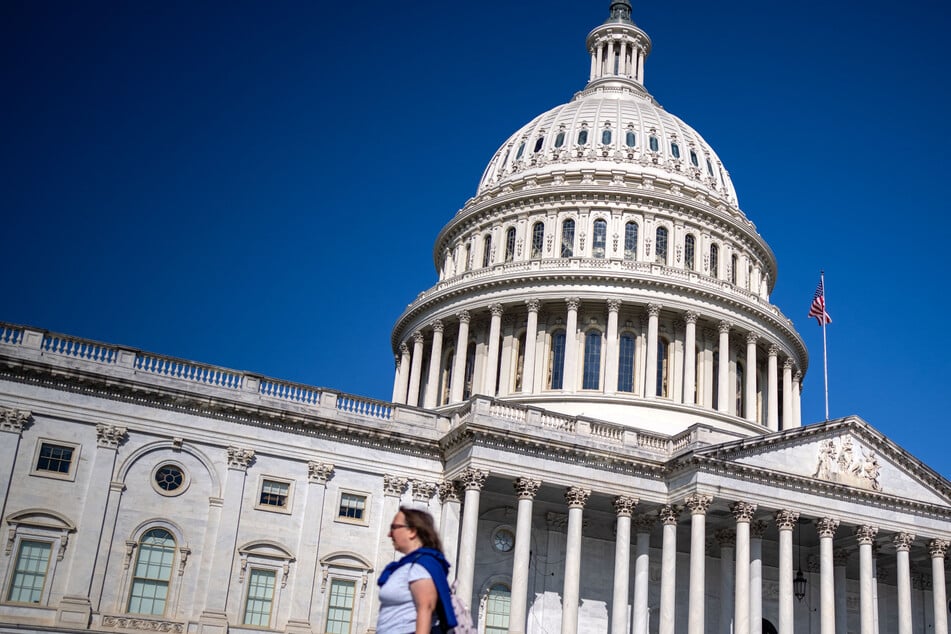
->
[820,270,830,420]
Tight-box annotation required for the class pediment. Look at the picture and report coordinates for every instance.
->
[693,416,951,507]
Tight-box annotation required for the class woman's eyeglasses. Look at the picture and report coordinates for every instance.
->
[390,523,409,530]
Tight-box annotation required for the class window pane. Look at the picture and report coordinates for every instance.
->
[244,569,276,627]
[326,579,356,634]
[505,227,516,262]
[601,129,612,145]
[515,142,525,159]
[36,443,72,473]
[554,131,565,148]
[592,220,606,258]
[7,541,51,603]
[531,222,544,259]
[339,493,366,520]
[624,222,638,260]
[671,142,680,159]
[710,244,719,277]
[482,236,492,268]
[128,529,174,616]
[549,332,566,390]
[260,480,289,507]
[685,235,695,270]
[485,584,511,634]
[649,136,659,152]
[577,129,588,145]
[657,339,669,397]
[617,334,635,393]
[561,220,574,257]
[625,130,636,147]
[463,342,476,400]
[533,137,544,153]
[690,150,699,167]
[655,227,668,264]
[731,254,738,284]
[582,331,602,389]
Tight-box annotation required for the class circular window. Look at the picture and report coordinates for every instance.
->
[152,463,188,496]
[492,527,515,553]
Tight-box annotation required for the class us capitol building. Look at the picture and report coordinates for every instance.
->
[1,3,948,634]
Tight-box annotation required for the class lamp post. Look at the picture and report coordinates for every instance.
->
[794,519,807,602]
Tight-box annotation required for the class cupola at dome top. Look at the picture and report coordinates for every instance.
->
[584,0,652,93]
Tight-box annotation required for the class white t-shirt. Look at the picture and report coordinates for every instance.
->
[377,561,433,634]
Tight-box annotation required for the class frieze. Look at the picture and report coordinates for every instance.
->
[813,435,882,492]
[101,616,184,633]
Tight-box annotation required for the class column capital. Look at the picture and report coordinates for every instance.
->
[928,538,949,559]
[399,342,410,355]
[411,480,436,503]
[226,446,255,470]
[774,509,800,531]
[783,358,793,370]
[383,474,409,497]
[633,514,655,533]
[457,310,471,324]
[525,298,541,313]
[657,504,680,525]
[684,311,699,325]
[833,548,851,566]
[460,468,489,491]
[794,370,803,382]
[855,525,879,545]
[684,493,712,515]
[412,330,425,344]
[751,519,768,539]
[0,407,31,434]
[746,331,758,345]
[431,319,444,333]
[816,517,840,538]
[614,495,638,517]
[768,344,780,357]
[437,479,461,503]
[489,303,504,318]
[718,320,732,334]
[715,528,736,547]
[514,477,541,500]
[893,532,916,552]
[307,461,334,484]
[565,486,591,509]
[730,501,757,523]
[566,297,581,311]
[96,423,128,449]
[607,298,621,313]
[647,303,661,317]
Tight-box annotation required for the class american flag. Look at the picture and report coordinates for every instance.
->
[807,277,832,325]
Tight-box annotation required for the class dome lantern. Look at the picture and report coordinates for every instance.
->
[586,0,652,89]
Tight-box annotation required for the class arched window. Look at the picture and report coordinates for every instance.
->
[577,129,589,145]
[463,244,471,272]
[670,142,681,159]
[710,243,719,278]
[707,158,715,177]
[624,222,638,260]
[625,130,636,148]
[531,222,544,259]
[656,338,669,397]
[582,330,602,389]
[592,219,607,258]
[561,219,575,257]
[533,136,544,153]
[554,131,566,148]
[504,227,516,262]
[617,333,636,392]
[649,135,659,152]
[548,331,566,389]
[462,342,476,400]
[690,150,699,167]
[482,235,492,268]
[655,227,668,264]
[601,129,612,145]
[128,529,175,616]
[730,254,738,284]
[484,583,511,634]
[515,142,525,160]
[736,362,745,416]
[684,234,696,270]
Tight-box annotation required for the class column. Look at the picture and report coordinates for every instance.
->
[510,478,541,634]
[605,299,621,394]
[523,300,540,393]
[782,360,793,430]
[632,516,654,634]
[745,333,758,421]
[893,532,915,634]
[563,298,580,392]
[792,371,803,428]
[483,304,504,395]
[775,510,799,634]
[732,502,757,634]
[750,520,767,634]
[686,494,712,634]
[637,47,645,81]
[658,504,679,634]
[596,43,604,77]
[872,543,881,634]
[612,496,638,634]
[450,311,471,403]
[497,317,515,398]
[367,475,408,628]
[930,539,949,634]
[645,304,660,398]
[717,529,736,634]
[683,312,698,405]
[856,525,879,634]
[607,40,615,76]
[424,321,444,408]
[437,481,462,570]
[407,331,425,407]
[816,517,840,634]
[394,343,411,404]
[562,487,591,634]
[767,345,779,431]
[717,321,731,412]
[456,468,488,608]
[286,462,334,634]
[834,549,849,634]
[0,408,30,522]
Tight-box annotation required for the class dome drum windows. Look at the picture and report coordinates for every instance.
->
[504,227,516,263]
[582,330,603,390]
[601,128,612,146]
[684,234,696,271]
[625,129,636,149]
[592,219,607,259]
[710,243,720,278]
[561,219,575,258]
[648,135,659,153]
[623,222,638,261]
[654,227,669,265]
[530,222,544,259]
[482,235,493,268]
[670,142,681,159]
[576,126,589,146]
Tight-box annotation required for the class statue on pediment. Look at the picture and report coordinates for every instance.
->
[812,435,882,492]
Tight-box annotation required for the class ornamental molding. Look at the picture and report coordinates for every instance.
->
[684,493,712,515]
[101,616,184,633]
[226,446,255,470]
[412,480,437,502]
[308,461,334,484]
[437,480,461,503]
[813,435,881,492]
[383,475,408,497]
[0,406,31,433]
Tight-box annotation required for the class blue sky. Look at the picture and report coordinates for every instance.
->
[3,1,950,477]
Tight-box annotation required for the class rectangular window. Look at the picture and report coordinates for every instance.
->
[259,479,290,509]
[128,541,174,615]
[338,493,367,523]
[35,443,73,474]
[6,540,51,603]
[243,569,276,627]
[325,579,356,634]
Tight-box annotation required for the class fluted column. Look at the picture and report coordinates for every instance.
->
[394,343,411,403]
[563,298,580,392]
[632,516,654,634]
[523,299,540,392]
[717,529,736,634]
[893,532,915,634]
[562,486,591,634]
[750,520,767,634]
[686,494,712,634]
[767,345,779,431]
[872,544,881,634]
[450,311,471,403]
[407,331,425,406]
[645,304,660,398]
[782,359,793,430]
[717,321,731,412]
[424,321,444,408]
[732,502,757,634]
[605,299,621,394]
[483,304,504,395]
[792,371,803,427]
[775,510,799,634]
[817,517,840,634]
[612,496,638,634]
[745,333,758,421]
[510,478,540,634]
[683,312,698,405]
[834,549,849,634]
[658,504,679,634]
[456,468,487,607]
[930,539,949,634]
[856,525,879,634]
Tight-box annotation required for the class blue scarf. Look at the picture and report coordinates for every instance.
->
[378,547,458,631]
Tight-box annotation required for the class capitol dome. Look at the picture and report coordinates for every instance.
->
[391,0,807,437]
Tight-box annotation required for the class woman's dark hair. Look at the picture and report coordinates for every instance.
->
[400,506,444,552]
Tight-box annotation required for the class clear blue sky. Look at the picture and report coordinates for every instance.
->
[3,1,950,477]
